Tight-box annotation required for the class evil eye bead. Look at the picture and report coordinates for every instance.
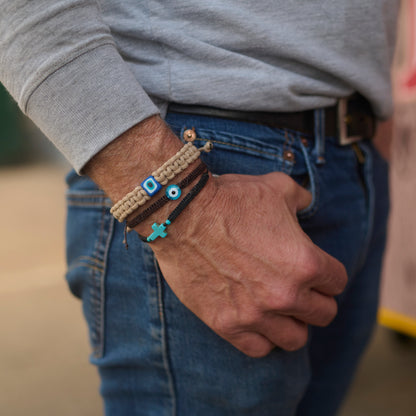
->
[166,184,181,200]
[141,176,161,196]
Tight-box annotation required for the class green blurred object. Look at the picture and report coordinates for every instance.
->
[0,82,26,165]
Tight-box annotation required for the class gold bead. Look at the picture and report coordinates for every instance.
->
[204,141,213,152]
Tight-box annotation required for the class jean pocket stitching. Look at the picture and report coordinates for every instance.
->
[178,125,290,160]
[173,124,297,177]
[67,260,104,275]
[66,201,115,360]
[152,255,177,411]
[91,209,114,359]
[195,137,285,159]
[77,255,105,267]
[67,191,112,208]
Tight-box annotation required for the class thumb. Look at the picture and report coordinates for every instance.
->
[264,171,313,212]
[295,182,313,212]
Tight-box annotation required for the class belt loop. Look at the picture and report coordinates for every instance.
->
[313,108,326,165]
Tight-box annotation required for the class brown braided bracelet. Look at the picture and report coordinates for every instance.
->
[126,162,206,230]
[110,141,213,222]
[136,170,209,243]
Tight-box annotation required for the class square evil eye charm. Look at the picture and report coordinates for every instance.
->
[141,176,161,196]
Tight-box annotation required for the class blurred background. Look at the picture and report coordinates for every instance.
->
[2,2,416,415]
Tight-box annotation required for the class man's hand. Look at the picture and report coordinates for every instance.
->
[148,171,348,357]
[85,116,348,358]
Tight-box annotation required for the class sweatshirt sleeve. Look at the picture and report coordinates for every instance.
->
[0,0,160,172]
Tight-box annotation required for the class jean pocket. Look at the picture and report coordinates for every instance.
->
[65,171,114,359]
[168,120,296,176]
[168,115,319,218]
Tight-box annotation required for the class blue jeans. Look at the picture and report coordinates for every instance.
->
[65,112,389,415]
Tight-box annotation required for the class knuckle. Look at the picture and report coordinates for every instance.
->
[269,288,299,313]
[212,308,265,336]
[279,327,308,352]
[241,311,264,329]
[267,171,295,195]
[270,171,290,184]
[335,264,348,293]
[211,312,238,336]
[317,300,338,327]
[297,246,321,280]
[239,340,274,358]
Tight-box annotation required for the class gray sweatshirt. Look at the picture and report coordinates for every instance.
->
[0,1,399,172]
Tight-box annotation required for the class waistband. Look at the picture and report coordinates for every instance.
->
[168,94,376,146]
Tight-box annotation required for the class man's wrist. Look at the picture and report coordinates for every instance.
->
[84,114,217,249]
[131,171,218,249]
[84,115,183,203]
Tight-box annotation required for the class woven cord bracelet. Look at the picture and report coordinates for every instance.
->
[126,162,207,230]
[136,170,209,243]
[111,141,213,222]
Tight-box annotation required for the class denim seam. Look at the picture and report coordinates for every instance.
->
[67,262,103,274]
[90,207,115,359]
[90,206,105,358]
[194,137,285,159]
[67,191,106,197]
[90,206,106,358]
[153,256,177,416]
[168,119,313,143]
[67,201,113,208]
[282,131,296,174]
[98,212,114,358]
[355,142,375,271]
[67,191,112,208]
[77,255,105,266]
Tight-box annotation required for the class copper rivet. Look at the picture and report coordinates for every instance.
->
[283,150,295,161]
[301,138,309,147]
[183,128,197,142]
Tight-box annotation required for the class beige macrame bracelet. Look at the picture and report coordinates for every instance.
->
[110,141,213,222]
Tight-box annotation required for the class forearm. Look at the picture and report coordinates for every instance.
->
[0,0,159,172]
[84,115,182,202]
[84,115,218,246]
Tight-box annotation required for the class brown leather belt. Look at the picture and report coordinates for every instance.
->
[168,94,377,146]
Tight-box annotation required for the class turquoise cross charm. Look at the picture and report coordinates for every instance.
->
[147,220,171,242]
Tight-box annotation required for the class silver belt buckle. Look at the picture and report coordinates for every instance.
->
[337,98,362,146]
